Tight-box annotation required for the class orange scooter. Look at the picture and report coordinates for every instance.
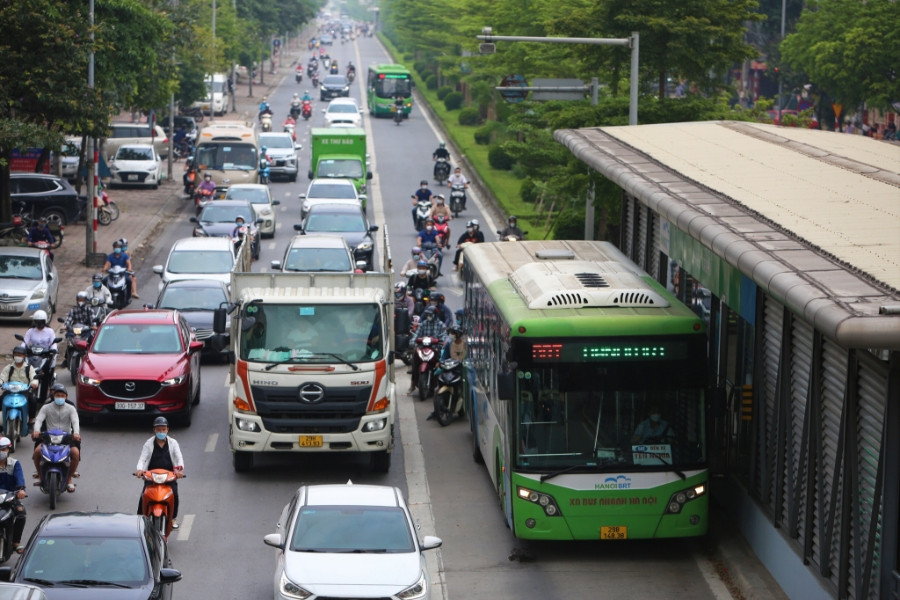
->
[137,469,179,539]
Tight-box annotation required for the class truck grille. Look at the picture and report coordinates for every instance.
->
[252,384,371,434]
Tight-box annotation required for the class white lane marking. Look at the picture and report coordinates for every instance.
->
[204,433,218,453]
[694,551,735,599]
[175,514,194,541]
[267,241,277,250]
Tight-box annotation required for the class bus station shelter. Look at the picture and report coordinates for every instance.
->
[555,121,900,600]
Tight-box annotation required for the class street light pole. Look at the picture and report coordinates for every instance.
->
[210,0,216,123]
[85,0,97,265]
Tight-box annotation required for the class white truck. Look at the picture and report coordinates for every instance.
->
[214,272,397,472]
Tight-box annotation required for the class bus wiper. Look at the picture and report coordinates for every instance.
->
[639,449,686,480]
[540,463,585,483]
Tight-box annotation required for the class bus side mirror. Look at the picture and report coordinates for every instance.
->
[497,373,515,401]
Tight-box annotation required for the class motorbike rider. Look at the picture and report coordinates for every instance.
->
[441,325,467,361]
[416,218,444,276]
[32,383,81,493]
[329,58,339,75]
[301,90,313,102]
[453,219,485,271]
[63,292,97,344]
[103,240,137,300]
[134,416,185,529]
[196,172,217,206]
[85,273,113,308]
[407,260,433,294]
[432,141,450,162]
[0,437,27,554]
[25,217,55,260]
[0,345,39,423]
[232,215,250,241]
[24,310,58,373]
[430,195,452,223]
[400,247,423,277]
[499,215,526,240]
[430,293,454,328]
[411,179,434,229]
[447,167,470,210]
[346,61,356,76]
[407,306,447,394]
[394,281,414,317]
[258,96,271,120]
[119,238,140,303]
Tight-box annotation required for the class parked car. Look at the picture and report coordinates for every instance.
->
[223,184,280,238]
[9,173,82,225]
[319,74,350,101]
[102,123,168,161]
[190,200,260,260]
[299,178,364,218]
[0,512,181,599]
[257,132,300,182]
[152,236,238,292]
[75,309,202,425]
[0,247,60,322]
[153,279,230,359]
[0,582,46,599]
[271,234,359,272]
[264,483,441,600]
[108,144,162,189]
[323,97,362,127]
[59,137,81,182]
[297,203,378,271]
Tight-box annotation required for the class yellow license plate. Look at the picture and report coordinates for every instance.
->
[298,435,322,448]
[600,526,627,540]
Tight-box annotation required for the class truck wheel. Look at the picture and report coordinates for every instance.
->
[233,451,253,472]
[370,450,391,473]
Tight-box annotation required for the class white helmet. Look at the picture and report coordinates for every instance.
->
[0,437,10,449]
[33,310,48,322]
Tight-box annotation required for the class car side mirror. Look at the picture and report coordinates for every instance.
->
[0,566,11,581]
[369,225,379,232]
[153,265,163,275]
[189,341,204,353]
[263,533,284,549]
[270,261,282,270]
[293,224,303,232]
[366,171,373,180]
[190,217,199,224]
[159,568,183,584]
[272,200,281,206]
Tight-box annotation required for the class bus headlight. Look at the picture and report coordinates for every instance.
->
[664,484,707,514]
[516,486,562,517]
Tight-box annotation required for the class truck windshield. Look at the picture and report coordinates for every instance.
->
[241,303,383,363]
[317,159,364,179]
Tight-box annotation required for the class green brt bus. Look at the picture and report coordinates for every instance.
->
[366,64,413,117]
[462,241,709,541]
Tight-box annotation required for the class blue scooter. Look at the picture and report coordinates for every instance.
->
[0,381,30,452]
[35,429,72,510]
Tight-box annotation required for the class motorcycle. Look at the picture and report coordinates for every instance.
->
[57,317,95,385]
[420,242,442,281]
[433,358,465,426]
[259,155,271,185]
[413,337,441,401]
[301,100,313,120]
[14,334,61,407]
[414,199,433,232]
[178,105,204,122]
[137,469,180,540]
[194,186,214,214]
[260,111,273,132]
[0,211,28,247]
[391,99,404,125]
[104,265,132,309]
[35,429,72,510]
[312,73,319,88]
[183,157,198,197]
[433,157,451,185]
[96,185,120,226]
[347,68,356,83]
[433,214,451,249]
[295,67,303,84]
[307,64,317,78]
[323,57,331,69]
[1,381,30,451]
[173,138,194,161]
[394,307,413,366]
[411,287,432,319]
[449,184,466,217]
[497,230,528,242]
[284,122,297,142]
[0,487,22,564]
[290,101,302,120]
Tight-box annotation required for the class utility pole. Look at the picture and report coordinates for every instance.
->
[85,0,98,266]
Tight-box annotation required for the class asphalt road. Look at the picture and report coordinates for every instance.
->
[0,32,737,600]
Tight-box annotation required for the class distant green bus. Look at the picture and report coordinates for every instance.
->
[366,64,413,118]
[462,241,709,541]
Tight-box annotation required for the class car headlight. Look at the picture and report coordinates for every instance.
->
[193,227,206,237]
[78,374,101,386]
[258,207,272,216]
[161,374,187,386]
[30,289,46,300]
[397,572,428,600]
[356,239,373,252]
[278,572,312,599]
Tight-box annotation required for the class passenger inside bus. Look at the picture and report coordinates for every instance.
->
[632,405,676,444]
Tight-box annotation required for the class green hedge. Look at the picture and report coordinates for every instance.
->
[443,91,463,111]
[425,74,438,90]
[458,107,481,126]
[488,145,515,170]
[474,121,501,145]
[437,86,453,101]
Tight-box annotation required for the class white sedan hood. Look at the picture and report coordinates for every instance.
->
[283,551,423,594]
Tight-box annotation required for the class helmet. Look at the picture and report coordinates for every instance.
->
[416,260,428,269]
[420,179,428,185]
[411,246,421,255]
[92,273,103,282]
[393,281,407,295]
[112,240,123,249]
[455,308,465,322]
[153,416,169,428]
[449,325,464,336]
[471,219,479,227]
[12,345,26,355]
[435,194,445,202]
[432,292,444,304]
[235,215,246,223]
[423,306,437,317]
[261,146,268,153]
[425,217,434,225]
[262,95,268,101]
[51,382,68,396]
[509,216,517,223]
[292,92,299,98]
[466,220,475,228]
[204,172,212,179]
[76,291,88,301]
[0,437,10,449]
[439,142,446,148]
[118,238,128,247]
[33,310,48,324]
[38,216,48,224]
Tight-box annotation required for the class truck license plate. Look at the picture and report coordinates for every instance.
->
[115,402,145,410]
[600,526,627,540]
[298,435,322,448]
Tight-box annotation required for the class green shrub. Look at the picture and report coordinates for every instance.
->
[413,61,429,77]
[520,178,539,203]
[443,91,464,111]
[425,74,438,90]
[437,86,453,101]
[458,107,482,126]
[488,145,515,170]
[474,121,501,145]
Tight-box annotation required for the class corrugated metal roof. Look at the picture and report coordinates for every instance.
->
[554,121,900,349]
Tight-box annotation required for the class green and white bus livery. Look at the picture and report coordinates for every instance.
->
[366,64,413,118]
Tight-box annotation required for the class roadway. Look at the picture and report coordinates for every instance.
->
[2,33,738,600]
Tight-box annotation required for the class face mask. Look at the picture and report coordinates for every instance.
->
[650,414,661,423]
[0,451,7,461]
[35,323,45,329]
[417,269,427,276]
[54,397,66,406]
[13,356,24,365]
[426,226,433,232]
[93,282,101,289]
[114,248,122,254]
[466,228,473,234]
[156,432,167,441]
[77,301,85,307]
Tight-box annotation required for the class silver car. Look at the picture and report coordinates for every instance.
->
[258,132,300,182]
[224,184,280,238]
[0,247,60,322]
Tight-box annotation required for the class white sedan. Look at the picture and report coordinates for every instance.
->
[264,482,442,600]
[323,98,362,128]
[108,144,162,189]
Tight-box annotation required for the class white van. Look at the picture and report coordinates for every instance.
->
[191,73,228,116]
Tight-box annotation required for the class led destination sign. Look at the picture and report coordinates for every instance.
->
[529,340,689,363]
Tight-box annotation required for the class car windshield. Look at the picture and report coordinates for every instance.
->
[168,250,234,274]
[307,183,356,199]
[116,147,154,161]
[20,536,149,585]
[327,104,357,114]
[199,204,253,223]
[0,255,42,280]
[225,188,269,204]
[317,159,364,179]
[259,135,293,149]
[93,323,182,354]
[284,248,352,272]
[158,286,226,311]
[305,211,365,233]
[241,303,383,363]
[324,76,346,86]
[290,506,414,553]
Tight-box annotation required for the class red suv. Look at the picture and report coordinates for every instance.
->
[75,309,203,426]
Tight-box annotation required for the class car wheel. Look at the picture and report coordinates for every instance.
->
[42,209,67,227]
[233,451,253,472]
[370,450,391,473]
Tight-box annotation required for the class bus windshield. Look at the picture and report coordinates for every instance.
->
[196,143,257,170]
[513,363,705,472]
[374,76,411,98]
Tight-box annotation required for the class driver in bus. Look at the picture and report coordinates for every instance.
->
[632,405,675,444]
